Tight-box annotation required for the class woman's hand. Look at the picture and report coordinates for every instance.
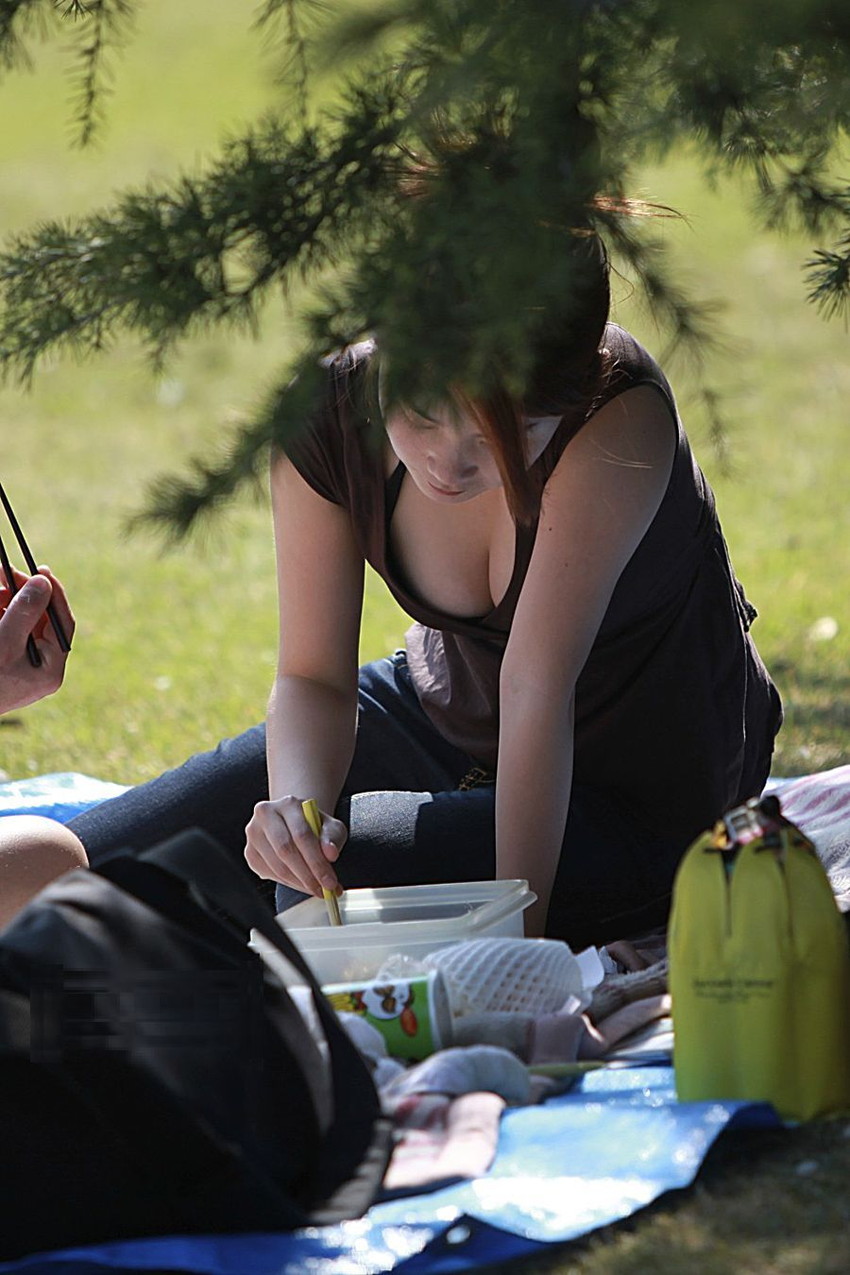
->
[244,795,347,897]
[0,568,75,715]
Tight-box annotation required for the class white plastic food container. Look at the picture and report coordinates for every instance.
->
[255,879,536,985]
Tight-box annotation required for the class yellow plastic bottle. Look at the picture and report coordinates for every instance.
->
[669,796,850,1121]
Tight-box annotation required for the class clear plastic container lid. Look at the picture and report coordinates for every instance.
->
[282,878,535,934]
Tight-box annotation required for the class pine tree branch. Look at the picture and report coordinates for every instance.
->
[805,240,850,322]
[67,0,135,147]
[2,0,850,532]
[0,0,61,73]
[0,1,136,139]
[0,102,406,380]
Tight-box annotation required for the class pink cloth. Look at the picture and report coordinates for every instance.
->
[384,1091,506,1189]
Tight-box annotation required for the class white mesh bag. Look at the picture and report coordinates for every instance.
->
[424,937,584,1016]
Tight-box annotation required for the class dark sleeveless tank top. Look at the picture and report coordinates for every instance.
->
[285,325,782,844]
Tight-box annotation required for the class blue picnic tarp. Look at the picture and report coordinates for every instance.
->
[0,772,129,824]
[0,1067,779,1275]
[0,776,783,1273]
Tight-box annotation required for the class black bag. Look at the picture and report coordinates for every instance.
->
[0,829,390,1261]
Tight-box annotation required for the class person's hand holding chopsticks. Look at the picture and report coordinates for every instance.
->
[0,568,75,714]
[244,793,346,899]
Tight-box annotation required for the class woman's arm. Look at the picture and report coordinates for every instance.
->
[244,452,365,897]
[496,385,676,935]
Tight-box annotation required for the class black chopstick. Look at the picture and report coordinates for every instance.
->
[0,480,72,653]
[0,526,41,667]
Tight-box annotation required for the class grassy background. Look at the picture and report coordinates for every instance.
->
[0,0,407,782]
[0,2,847,787]
[622,152,850,779]
[2,11,850,1271]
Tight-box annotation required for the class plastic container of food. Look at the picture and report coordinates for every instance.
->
[254,879,536,985]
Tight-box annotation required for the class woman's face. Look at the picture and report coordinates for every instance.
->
[384,403,560,504]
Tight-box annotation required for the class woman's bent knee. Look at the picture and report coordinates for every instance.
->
[0,816,88,929]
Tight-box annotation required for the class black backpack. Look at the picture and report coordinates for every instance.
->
[0,829,390,1261]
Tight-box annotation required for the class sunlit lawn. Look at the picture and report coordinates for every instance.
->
[1,5,847,786]
[1,6,849,1272]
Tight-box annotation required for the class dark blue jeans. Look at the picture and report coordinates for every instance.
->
[70,653,682,947]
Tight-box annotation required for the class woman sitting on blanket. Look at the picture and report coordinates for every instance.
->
[0,568,85,928]
[56,229,782,948]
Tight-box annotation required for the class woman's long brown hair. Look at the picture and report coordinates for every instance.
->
[456,234,612,524]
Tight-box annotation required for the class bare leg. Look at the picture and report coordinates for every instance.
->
[0,816,88,929]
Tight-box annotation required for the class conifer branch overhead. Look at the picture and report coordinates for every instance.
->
[67,0,135,147]
[0,1,59,73]
[0,102,406,380]
[0,1,134,140]
[0,0,848,531]
[806,240,850,321]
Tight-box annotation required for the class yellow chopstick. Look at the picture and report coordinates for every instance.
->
[527,1059,637,1077]
[301,798,342,926]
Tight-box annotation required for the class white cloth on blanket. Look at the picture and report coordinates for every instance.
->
[380,1046,532,1107]
[766,765,850,905]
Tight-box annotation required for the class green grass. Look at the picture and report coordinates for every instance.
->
[1,7,847,784]
[1,6,850,1271]
[615,152,850,777]
[0,1,409,782]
